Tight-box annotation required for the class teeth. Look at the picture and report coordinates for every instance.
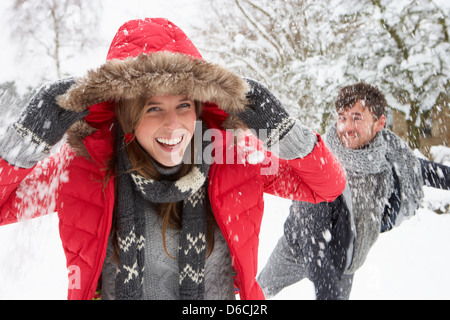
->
[156,136,183,146]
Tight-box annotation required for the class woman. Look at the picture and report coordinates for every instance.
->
[0,18,346,300]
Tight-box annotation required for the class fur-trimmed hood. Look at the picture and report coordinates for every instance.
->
[56,18,249,159]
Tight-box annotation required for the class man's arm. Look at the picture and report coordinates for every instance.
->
[419,158,450,190]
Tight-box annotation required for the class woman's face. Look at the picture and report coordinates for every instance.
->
[135,95,197,167]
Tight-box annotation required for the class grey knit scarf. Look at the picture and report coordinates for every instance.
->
[114,123,210,300]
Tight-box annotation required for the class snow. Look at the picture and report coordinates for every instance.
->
[260,190,450,300]
[0,213,67,299]
[0,0,203,92]
[0,185,448,299]
[0,0,449,300]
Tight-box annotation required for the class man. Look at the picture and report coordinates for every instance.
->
[257,82,450,300]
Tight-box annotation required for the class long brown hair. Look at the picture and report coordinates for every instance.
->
[111,96,216,260]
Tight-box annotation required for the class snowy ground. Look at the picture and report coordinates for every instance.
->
[0,186,449,300]
[260,188,450,300]
[0,0,449,300]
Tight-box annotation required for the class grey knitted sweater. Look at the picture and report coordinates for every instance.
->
[101,208,235,300]
[100,165,235,300]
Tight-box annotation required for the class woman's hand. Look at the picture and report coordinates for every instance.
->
[238,78,295,148]
[238,78,317,159]
[13,77,88,153]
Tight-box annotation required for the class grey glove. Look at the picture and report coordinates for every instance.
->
[238,78,296,148]
[0,77,88,168]
[238,78,317,159]
[13,77,88,153]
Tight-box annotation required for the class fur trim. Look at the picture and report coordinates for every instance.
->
[222,114,248,131]
[57,52,250,160]
[57,52,249,114]
[65,121,96,160]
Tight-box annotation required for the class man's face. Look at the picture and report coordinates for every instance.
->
[336,100,386,149]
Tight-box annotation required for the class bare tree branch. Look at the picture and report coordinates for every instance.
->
[8,0,102,80]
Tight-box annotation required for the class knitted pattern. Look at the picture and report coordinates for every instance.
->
[282,124,424,282]
[114,123,210,300]
[238,78,295,148]
[0,78,87,168]
[13,78,88,153]
[324,123,424,272]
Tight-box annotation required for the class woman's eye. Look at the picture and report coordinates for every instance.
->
[146,106,160,113]
[178,102,192,109]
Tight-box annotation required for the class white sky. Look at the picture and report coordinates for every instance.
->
[0,0,203,92]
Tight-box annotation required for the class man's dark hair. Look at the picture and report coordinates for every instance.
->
[335,82,387,119]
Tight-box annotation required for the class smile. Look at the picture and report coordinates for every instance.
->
[156,136,184,148]
[344,132,358,138]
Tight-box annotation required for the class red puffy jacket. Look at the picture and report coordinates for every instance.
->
[0,18,346,300]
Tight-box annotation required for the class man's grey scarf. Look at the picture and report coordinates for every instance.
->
[114,124,210,300]
[325,123,423,221]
